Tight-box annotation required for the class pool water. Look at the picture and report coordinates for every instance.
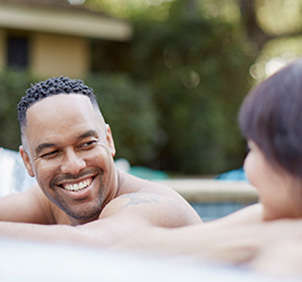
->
[191,202,256,222]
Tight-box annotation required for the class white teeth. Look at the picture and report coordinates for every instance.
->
[63,178,91,191]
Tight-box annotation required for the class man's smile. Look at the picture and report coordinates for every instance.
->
[53,174,99,201]
[61,177,93,192]
[51,168,104,195]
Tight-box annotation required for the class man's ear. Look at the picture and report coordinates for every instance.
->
[19,146,35,177]
[105,124,116,157]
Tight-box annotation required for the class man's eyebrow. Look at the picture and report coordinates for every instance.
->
[35,130,98,155]
[35,143,56,156]
[77,130,98,140]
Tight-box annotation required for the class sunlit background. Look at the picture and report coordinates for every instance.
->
[0,0,302,177]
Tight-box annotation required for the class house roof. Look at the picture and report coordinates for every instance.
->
[0,0,107,16]
[0,0,74,8]
[0,0,132,40]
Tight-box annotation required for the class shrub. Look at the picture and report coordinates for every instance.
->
[129,11,253,174]
[0,70,34,150]
[86,73,160,164]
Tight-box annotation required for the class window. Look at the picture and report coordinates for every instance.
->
[6,35,29,69]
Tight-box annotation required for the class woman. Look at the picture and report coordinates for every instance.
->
[239,59,302,221]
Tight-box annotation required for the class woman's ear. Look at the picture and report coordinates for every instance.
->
[19,146,35,177]
[105,124,116,157]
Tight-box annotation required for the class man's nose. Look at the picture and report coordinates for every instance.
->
[60,150,86,175]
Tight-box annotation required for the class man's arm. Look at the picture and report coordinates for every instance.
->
[0,180,258,250]
[103,203,263,262]
[1,193,301,268]
[0,192,197,248]
[114,213,302,267]
[0,185,53,224]
[0,185,201,244]
[78,195,263,261]
[0,198,149,247]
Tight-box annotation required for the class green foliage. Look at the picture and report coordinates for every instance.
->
[85,0,173,20]
[129,3,253,174]
[0,70,34,150]
[85,74,160,164]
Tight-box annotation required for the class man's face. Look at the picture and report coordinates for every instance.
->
[20,94,117,225]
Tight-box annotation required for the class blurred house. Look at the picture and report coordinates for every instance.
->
[0,0,132,77]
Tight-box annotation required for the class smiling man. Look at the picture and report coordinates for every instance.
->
[0,77,201,240]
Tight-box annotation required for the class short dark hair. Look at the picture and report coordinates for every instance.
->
[239,59,302,177]
[18,76,99,131]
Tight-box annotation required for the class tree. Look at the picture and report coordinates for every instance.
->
[127,1,253,173]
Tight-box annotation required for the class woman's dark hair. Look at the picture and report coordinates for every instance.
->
[239,59,302,177]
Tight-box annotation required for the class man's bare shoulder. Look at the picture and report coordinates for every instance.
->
[117,170,186,198]
[100,171,202,227]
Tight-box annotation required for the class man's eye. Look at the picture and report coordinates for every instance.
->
[80,140,97,149]
[40,151,58,159]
